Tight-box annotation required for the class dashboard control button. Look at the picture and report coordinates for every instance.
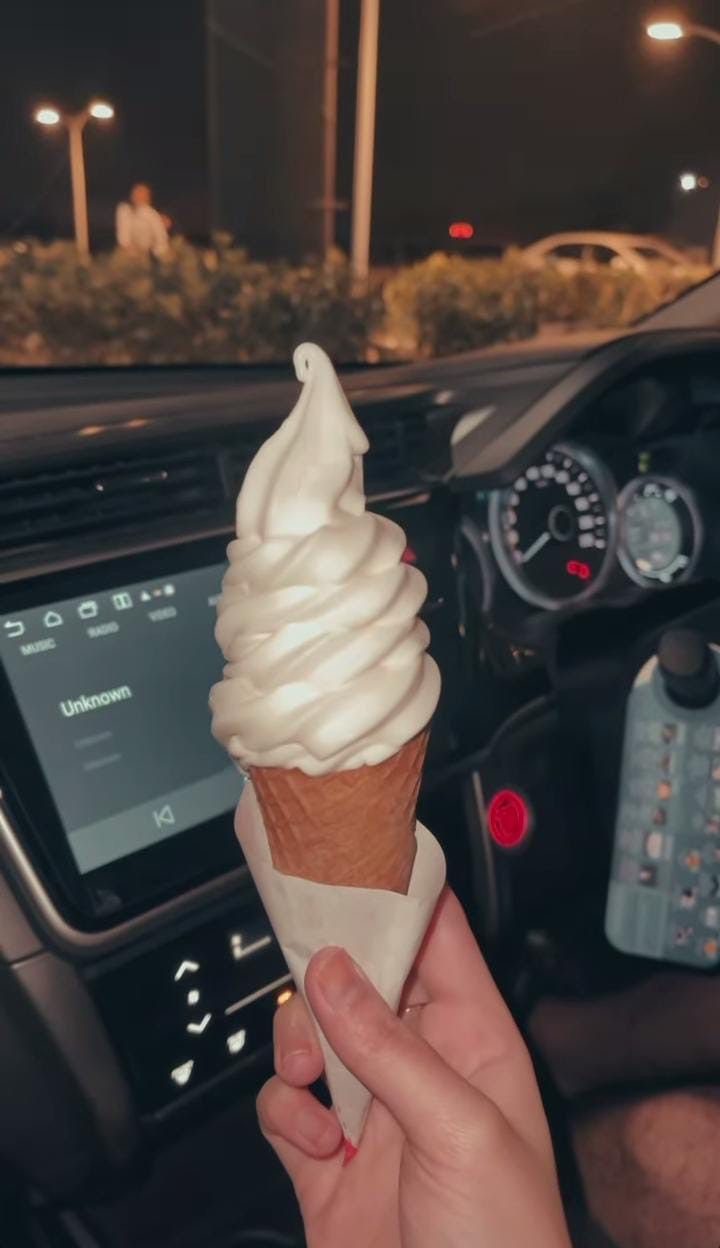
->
[170,1060,194,1088]
[487,789,532,850]
[229,931,272,962]
[186,1013,212,1035]
[224,972,293,1019]
[91,904,289,1111]
[226,1027,248,1056]
[173,958,200,981]
[153,803,176,829]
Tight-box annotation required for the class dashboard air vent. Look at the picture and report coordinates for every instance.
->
[220,426,271,499]
[221,408,429,501]
[360,408,429,493]
[0,449,224,554]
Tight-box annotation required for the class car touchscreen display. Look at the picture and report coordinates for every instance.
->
[0,564,244,876]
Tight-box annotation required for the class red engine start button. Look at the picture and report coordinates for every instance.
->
[487,789,532,850]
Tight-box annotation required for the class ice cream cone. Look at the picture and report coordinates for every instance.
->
[249,730,429,895]
[235,783,446,1146]
[212,343,445,1147]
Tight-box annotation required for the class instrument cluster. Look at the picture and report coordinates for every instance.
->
[486,441,706,612]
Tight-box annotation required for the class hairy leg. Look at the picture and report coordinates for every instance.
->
[571,1088,720,1248]
[530,973,720,1098]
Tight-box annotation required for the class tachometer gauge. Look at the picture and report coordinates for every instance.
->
[488,444,616,610]
[618,477,701,587]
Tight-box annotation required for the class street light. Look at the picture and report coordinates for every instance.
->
[646,17,720,47]
[89,101,114,121]
[32,99,114,254]
[646,19,720,265]
[679,171,709,191]
[35,106,61,126]
[647,20,685,40]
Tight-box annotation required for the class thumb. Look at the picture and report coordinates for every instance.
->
[305,947,504,1160]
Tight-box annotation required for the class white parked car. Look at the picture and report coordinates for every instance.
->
[522,231,696,275]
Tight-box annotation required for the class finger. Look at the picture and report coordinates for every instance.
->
[398,1000,429,1036]
[414,889,506,1011]
[257,1077,342,1171]
[398,976,429,1011]
[412,892,558,1167]
[305,947,505,1163]
[273,993,324,1087]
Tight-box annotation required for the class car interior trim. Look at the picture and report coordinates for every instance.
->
[0,798,249,957]
[451,330,720,486]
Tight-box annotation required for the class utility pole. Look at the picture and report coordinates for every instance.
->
[350,0,380,283]
[68,117,89,255]
[322,0,340,260]
[34,101,114,255]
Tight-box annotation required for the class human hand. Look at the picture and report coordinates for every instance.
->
[258,889,572,1248]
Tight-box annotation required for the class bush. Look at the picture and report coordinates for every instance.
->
[383,251,543,356]
[0,239,704,366]
[534,260,699,330]
[0,240,381,367]
[383,250,701,357]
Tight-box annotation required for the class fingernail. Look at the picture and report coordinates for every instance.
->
[280,1050,311,1079]
[296,1107,336,1151]
[312,948,366,1012]
[278,1015,312,1075]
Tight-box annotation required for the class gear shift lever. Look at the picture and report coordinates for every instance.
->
[658,629,720,710]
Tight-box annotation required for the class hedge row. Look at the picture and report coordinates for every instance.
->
[0,240,702,366]
[382,250,703,356]
[0,241,380,367]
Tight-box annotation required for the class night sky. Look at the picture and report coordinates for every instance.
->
[0,1,208,243]
[2,0,720,254]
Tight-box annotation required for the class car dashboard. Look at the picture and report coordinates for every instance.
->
[2,327,720,1246]
[0,359,465,1246]
[470,347,720,620]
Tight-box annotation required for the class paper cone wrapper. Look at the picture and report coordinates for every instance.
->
[235,782,446,1146]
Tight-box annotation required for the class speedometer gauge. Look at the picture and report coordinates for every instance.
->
[618,477,701,587]
[488,444,615,610]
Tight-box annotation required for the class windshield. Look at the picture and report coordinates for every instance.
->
[3,0,720,367]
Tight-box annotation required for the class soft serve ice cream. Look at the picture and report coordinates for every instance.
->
[211,343,447,1145]
[210,342,440,775]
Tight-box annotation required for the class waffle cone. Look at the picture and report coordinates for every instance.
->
[249,730,429,895]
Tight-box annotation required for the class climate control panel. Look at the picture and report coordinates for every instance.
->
[89,901,290,1113]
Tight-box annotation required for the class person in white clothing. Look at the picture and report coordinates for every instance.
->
[115,183,170,257]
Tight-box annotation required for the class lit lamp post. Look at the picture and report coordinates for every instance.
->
[647,19,720,265]
[33,100,114,255]
[679,171,709,192]
[351,0,381,283]
[647,19,720,48]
